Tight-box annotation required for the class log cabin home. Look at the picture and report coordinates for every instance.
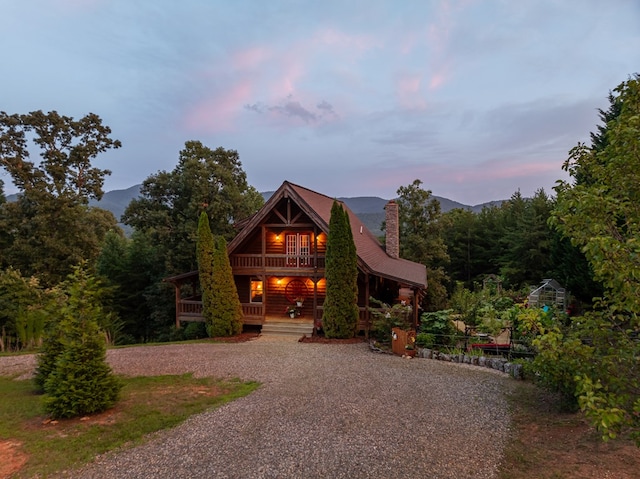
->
[165,181,427,336]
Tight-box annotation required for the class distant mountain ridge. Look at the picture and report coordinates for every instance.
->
[7,184,503,237]
[260,191,503,236]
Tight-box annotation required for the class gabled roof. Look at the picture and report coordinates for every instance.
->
[228,181,427,289]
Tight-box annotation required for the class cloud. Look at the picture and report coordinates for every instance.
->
[183,80,254,133]
[244,96,338,125]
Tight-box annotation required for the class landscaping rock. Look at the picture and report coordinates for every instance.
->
[511,363,523,379]
[503,363,512,376]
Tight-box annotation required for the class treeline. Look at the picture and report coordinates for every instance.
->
[0,121,606,348]
[0,113,262,349]
[442,188,602,304]
[0,76,629,349]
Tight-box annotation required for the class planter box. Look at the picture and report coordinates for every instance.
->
[391,327,416,357]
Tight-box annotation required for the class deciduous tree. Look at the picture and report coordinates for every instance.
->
[393,179,450,311]
[544,75,640,444]
[122,141,263,276]
[0,110,121,286]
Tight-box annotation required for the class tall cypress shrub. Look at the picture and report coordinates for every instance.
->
[323,201,359,338]
[208,236,243,337]
[196,212,216,334]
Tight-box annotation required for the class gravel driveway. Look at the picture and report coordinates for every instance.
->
[1,338,515,479]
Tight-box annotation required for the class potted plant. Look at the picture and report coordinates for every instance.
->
[285,305,299,318]
[404,336,416,357]
[294,297,304,307]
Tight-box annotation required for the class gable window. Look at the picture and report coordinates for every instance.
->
[285,233,311,267]
[250,278,263,303]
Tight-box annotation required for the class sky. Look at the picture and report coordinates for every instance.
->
[1,0,639,205]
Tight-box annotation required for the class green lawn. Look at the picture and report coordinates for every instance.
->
[0,374,259,478]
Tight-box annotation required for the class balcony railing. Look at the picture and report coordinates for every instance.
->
[230,254,325,269]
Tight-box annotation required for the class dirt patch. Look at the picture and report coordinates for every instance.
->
[0,440,28,479]
[500,381,640,479]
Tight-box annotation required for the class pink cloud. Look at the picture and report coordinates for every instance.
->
[396,74,427,109]
[272,56,306,99]
[429,69,448,90]
[231,46,272,71]
[425,0,475,91]
[183,79,253,133]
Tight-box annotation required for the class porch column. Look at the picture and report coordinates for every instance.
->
[174,284,181,329]
[261,225,267,322]
[412,289,421,329]
[364,273,370,339]
[313,276,319,331]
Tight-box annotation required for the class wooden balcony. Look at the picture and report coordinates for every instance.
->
[230,254,325,274]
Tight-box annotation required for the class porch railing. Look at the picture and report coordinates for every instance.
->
[178,301,263,320]
[231,254,325,269]
[178,300,203,317]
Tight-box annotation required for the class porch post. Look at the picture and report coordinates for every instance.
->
[174,284,181,329]
[364,273,370,339]
[412,289,420,330]
[313,275,318,332]
[262,225,267,322]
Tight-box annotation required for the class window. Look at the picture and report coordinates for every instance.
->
[250,278,263,303]
[285,234,311,267]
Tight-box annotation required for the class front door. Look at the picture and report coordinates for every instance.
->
[285,233,311,267]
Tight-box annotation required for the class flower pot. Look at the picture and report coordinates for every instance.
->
[296,301,303,307]
[289,312,296,318]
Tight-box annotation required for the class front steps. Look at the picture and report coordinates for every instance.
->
[260,318,314,338]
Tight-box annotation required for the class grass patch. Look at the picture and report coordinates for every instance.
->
[0,374,259,478]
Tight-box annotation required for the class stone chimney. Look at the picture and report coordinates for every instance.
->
[385,200,399,259]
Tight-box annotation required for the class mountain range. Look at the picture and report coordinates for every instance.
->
[8,184,503,237]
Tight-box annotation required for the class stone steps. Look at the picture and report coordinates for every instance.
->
[261,319,314,338]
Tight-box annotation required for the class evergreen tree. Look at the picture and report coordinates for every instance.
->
[35,264,121,418]
[96,230,168,343]
[207,235,243,337]
[497,189,554,288]
[322,201,359,338]
[196,212,217,334]
[442,208,478,287]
